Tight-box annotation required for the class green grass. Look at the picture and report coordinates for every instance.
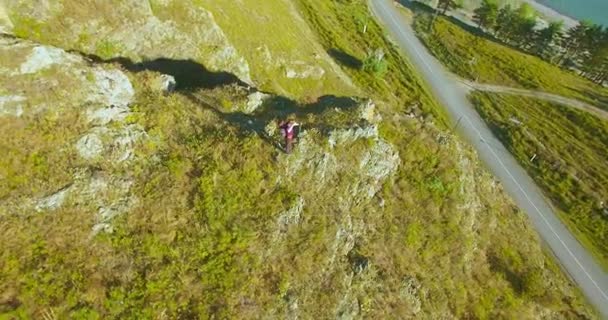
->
[471,92,608,270]
[294,0,449,124]
[413,15,608,110]
[195,0,357,98]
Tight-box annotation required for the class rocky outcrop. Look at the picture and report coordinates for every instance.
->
[285,61,326,80]
[158,74,176,94]
[4,0,252,84]
[0,95,25,117]
[279,100,399,203]
[0,38,143,232]
[0,3,12,33]
[276,196,305,234]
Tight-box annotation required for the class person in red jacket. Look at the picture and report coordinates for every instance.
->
[279,120,300,154]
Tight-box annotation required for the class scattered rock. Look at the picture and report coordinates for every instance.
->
[285,62,325,79]
[360,140,400,182]
[88,69,134,108]
[245,91,269,114]
[76,133,104,160]
[159,74,176,94]
[0,95,26,117]
[509,117,523,126]
[209,45,252,84]
[112,125,146,163]
[18,45,81,75]
[87,105,130,125]
[265,120,278,137]
[285,293,299,320]
[400,276,422,315]
[335,294,360,320]
[358,100,381,123]
[328,125,378,149]
[35,187,72,212]
[277,197,305,232]
[347,248,369,274]
[358,140,400,198]
[92,222,113,234]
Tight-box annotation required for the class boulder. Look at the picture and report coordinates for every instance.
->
[159,74,177,94]
[18,45,81,75]
[35,187,71,212]
[76,133,104,160]
[358,100,381,123]
[0,95,26,117]
[285,62,325,79]
[245,91,269,113]
[88,69,134,108]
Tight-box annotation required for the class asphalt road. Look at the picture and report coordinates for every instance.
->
[370,0,608,316]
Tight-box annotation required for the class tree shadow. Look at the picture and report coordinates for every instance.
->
[328,48,362,69]
[259,95,359,119]
[75,52,251,91]
[396,0,434,14]
[488,252,524,295]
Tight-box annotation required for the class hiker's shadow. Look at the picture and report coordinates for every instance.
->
[186,92,361,153]
[184,93,284,150]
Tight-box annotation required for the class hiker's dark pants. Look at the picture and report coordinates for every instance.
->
[285,138,294,154]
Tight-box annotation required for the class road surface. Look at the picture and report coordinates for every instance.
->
[458,79,608,121]
[370,0,608,316]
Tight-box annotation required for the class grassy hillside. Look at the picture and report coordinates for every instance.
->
[471,92,608,269]
[0,0,599,318]
[413,15,608,110]
[196,0,358,98]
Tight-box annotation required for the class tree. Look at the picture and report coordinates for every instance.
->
[494,5,518,42]
[437,0,462,15]
[516,18,538,48]
[581,28,608,84]
[514,4,538,48]
[559,20,593,66]
[534,20,564,60]
[494,4,538,47]
[516,3,536,21]
[363,48,388,77]
[473,0,499,31]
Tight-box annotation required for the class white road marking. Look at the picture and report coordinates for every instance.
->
[373,0,608,302]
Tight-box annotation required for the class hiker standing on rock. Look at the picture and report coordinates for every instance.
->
[279,119,299,154]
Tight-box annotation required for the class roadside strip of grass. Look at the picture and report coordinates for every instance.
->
[471,92,608,270]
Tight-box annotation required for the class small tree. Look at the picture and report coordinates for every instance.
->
[559,20,593,66]
[473,0,499,31]
[581,28,608,83]
[362,49,388,77]
[523,267,546,298]
[514,4,538,48]
[494,5,517,41]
